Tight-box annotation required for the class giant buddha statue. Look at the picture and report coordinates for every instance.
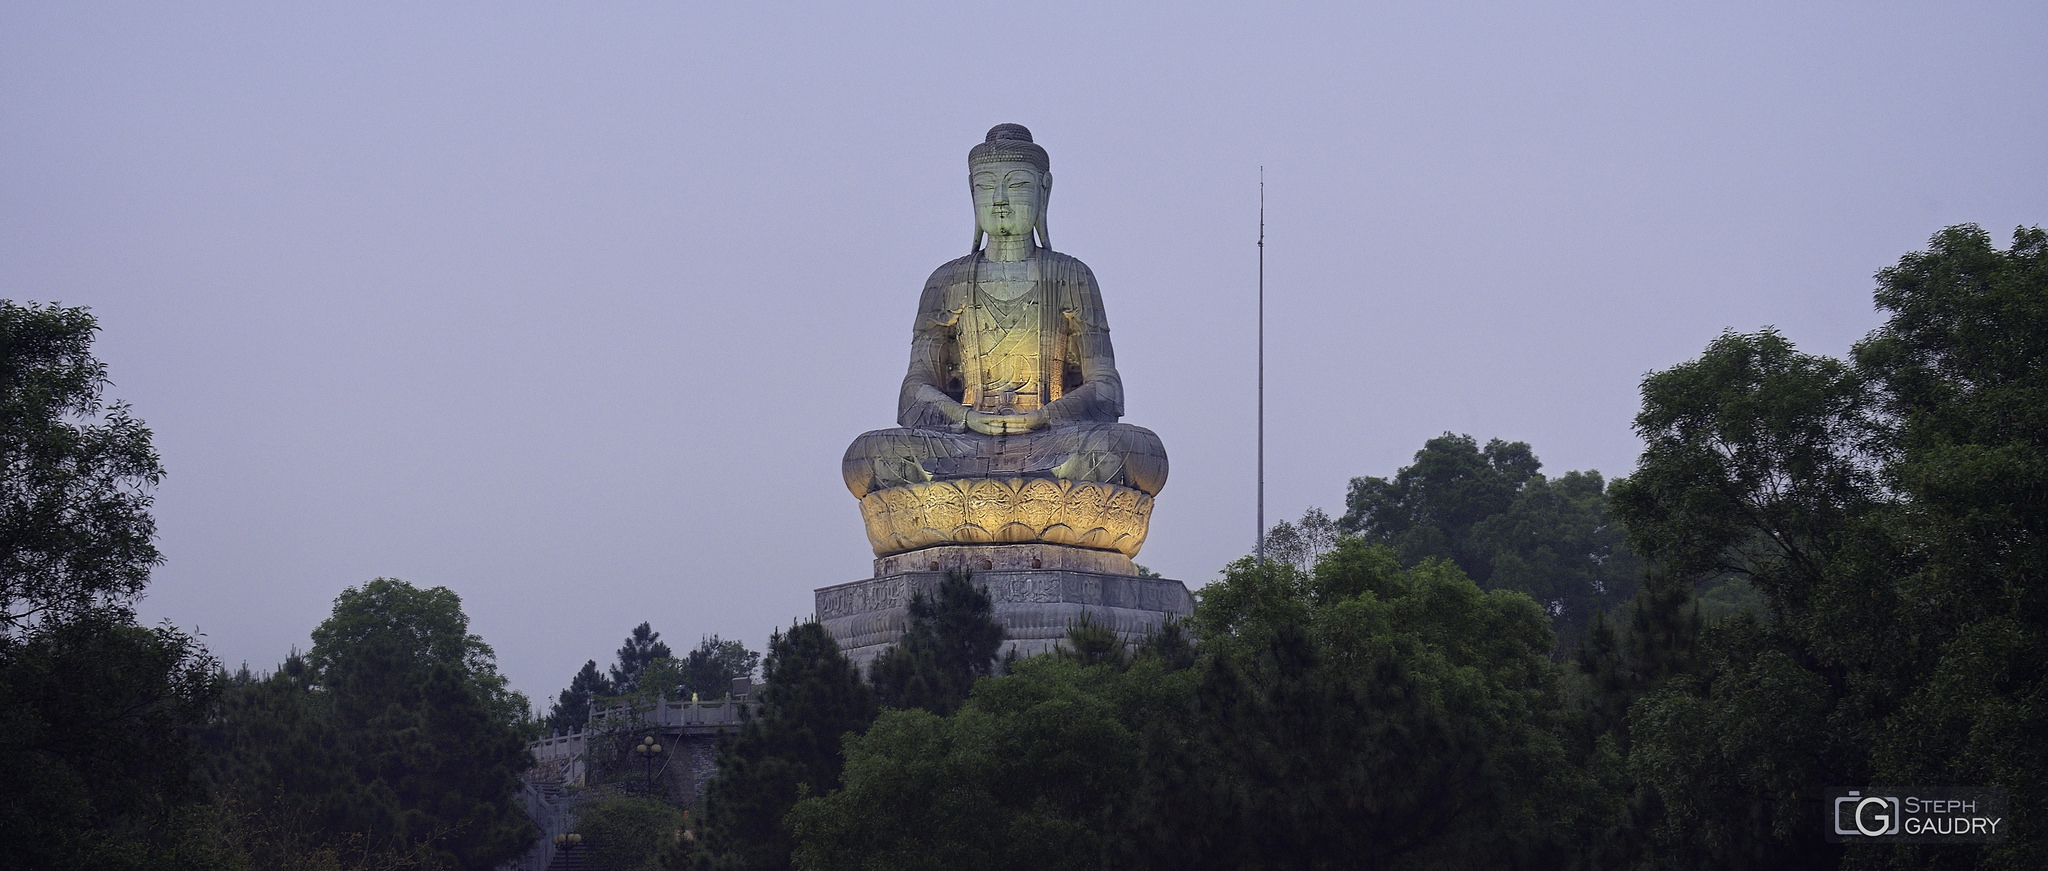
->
[841,124,1168,574]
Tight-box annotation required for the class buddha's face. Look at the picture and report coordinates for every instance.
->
[971,161,1046,240]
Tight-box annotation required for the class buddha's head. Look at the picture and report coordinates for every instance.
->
[969,123,1052,252]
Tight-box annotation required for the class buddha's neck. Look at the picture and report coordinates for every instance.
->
[982,233,1037,262]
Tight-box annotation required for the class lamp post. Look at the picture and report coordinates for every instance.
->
[634,735,664,793]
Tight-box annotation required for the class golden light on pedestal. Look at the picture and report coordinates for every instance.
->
[859,477,1153,558]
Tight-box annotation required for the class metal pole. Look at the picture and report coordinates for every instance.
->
[1257,168,1266,569]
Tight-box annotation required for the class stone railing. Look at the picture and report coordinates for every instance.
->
[586,694,754,732]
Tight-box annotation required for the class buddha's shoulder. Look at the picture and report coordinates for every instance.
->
[1037,250,1097,282]
[922,250,1099,287]
[922,254,979,289]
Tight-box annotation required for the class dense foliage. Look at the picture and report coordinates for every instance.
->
[867,573,1006,715]
[681,634,763,699]
[577,793,689,871]
[0,301,225,869]
[1340,434,1642,638]
[549,658,614,732]
[612,622,675,694]
[777,546,1583,870]
[1608,224,2046,869]
[1,301,165,631]
[689,621,877,871]
[201,579,536,869]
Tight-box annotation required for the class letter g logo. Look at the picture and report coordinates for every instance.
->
[1855,797,1898,836]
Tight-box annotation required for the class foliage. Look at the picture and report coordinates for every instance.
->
[681,635,762,699]
[787,544,1581,870]
[1259,506,1340,572]
[1340,434,1640,638]
[1167,547,1583,869]
[787,654,1176,871]
[0,610,222,870]
[1,301,165,633]
[867,572,1005,715]
[612,622,674,694]
[549,659,615,732]
[1052,613,1128,670]
[1609,225,2048,869]
[0,301,229,869]
[688,621,876,871]
[578,793,688,871]
[202,579,536,870]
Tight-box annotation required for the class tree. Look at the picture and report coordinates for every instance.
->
[310,577,532,733]
[205,579,537,869]
[576,793,687,871]
[1,301,226,868]
[689,621,876,871]
[1260,506,1340,573]
[1145,546,1583,870]
[1340,434,1639,639]
[1609,224,2048,869]
[681,635,762,699]
[2,301,164,632]
[0,611,221,870]
[612,622,674,694]
[549,659,614,732]
[1339,433,1539,572]
[787,654,1162,871]
[868,572,1006,715]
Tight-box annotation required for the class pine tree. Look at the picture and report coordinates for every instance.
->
[868,572,1005,715]
[689,621,875,871]
[547,659,613,732]
[610,622,673,693]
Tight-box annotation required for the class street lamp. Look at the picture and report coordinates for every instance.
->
[634,735,664,792]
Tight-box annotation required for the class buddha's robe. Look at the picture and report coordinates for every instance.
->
[842,249,1168,500]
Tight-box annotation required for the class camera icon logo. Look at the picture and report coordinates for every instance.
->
[1834,791,1901,837]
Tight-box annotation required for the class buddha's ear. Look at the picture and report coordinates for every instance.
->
[970,227,985,254]
[1036,173,1053,250]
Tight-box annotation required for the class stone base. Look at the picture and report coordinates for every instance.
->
[817,567,1195,672]
[872,543,1134,577]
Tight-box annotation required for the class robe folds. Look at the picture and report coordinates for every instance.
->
[843,248,1167,500]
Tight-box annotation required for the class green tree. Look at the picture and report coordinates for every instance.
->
[0,611,221,870]
[578,793,688,871]
[1145,546,1584,869]
[689,621,876,871]
[681,635,762,699]
[1610,224,2048,869]
[787,654,1168,871]
[1260,506,1340,572]
[1340,434,1639,639]
[867,572,1005,715]
[612,622,674,694]
[549,659,614,732]
[1,301,165,631]
[205,579,537,869]
[1339,433,1539,572]
[1,301,226,869]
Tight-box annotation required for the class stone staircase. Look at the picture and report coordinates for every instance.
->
[544,843,595,871]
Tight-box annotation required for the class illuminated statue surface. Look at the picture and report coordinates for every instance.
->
[841,124,1168,568]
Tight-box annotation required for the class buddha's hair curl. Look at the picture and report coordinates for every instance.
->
[969,123,1049,172]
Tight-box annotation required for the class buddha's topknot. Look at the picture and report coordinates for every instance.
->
[969,123,1049,172]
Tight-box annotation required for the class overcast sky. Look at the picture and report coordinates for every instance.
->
[4,2,2042,707]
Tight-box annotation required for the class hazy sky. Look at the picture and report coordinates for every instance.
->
[4,2,2042,707]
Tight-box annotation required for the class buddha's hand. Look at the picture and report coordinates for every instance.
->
[966,409,1048,435]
